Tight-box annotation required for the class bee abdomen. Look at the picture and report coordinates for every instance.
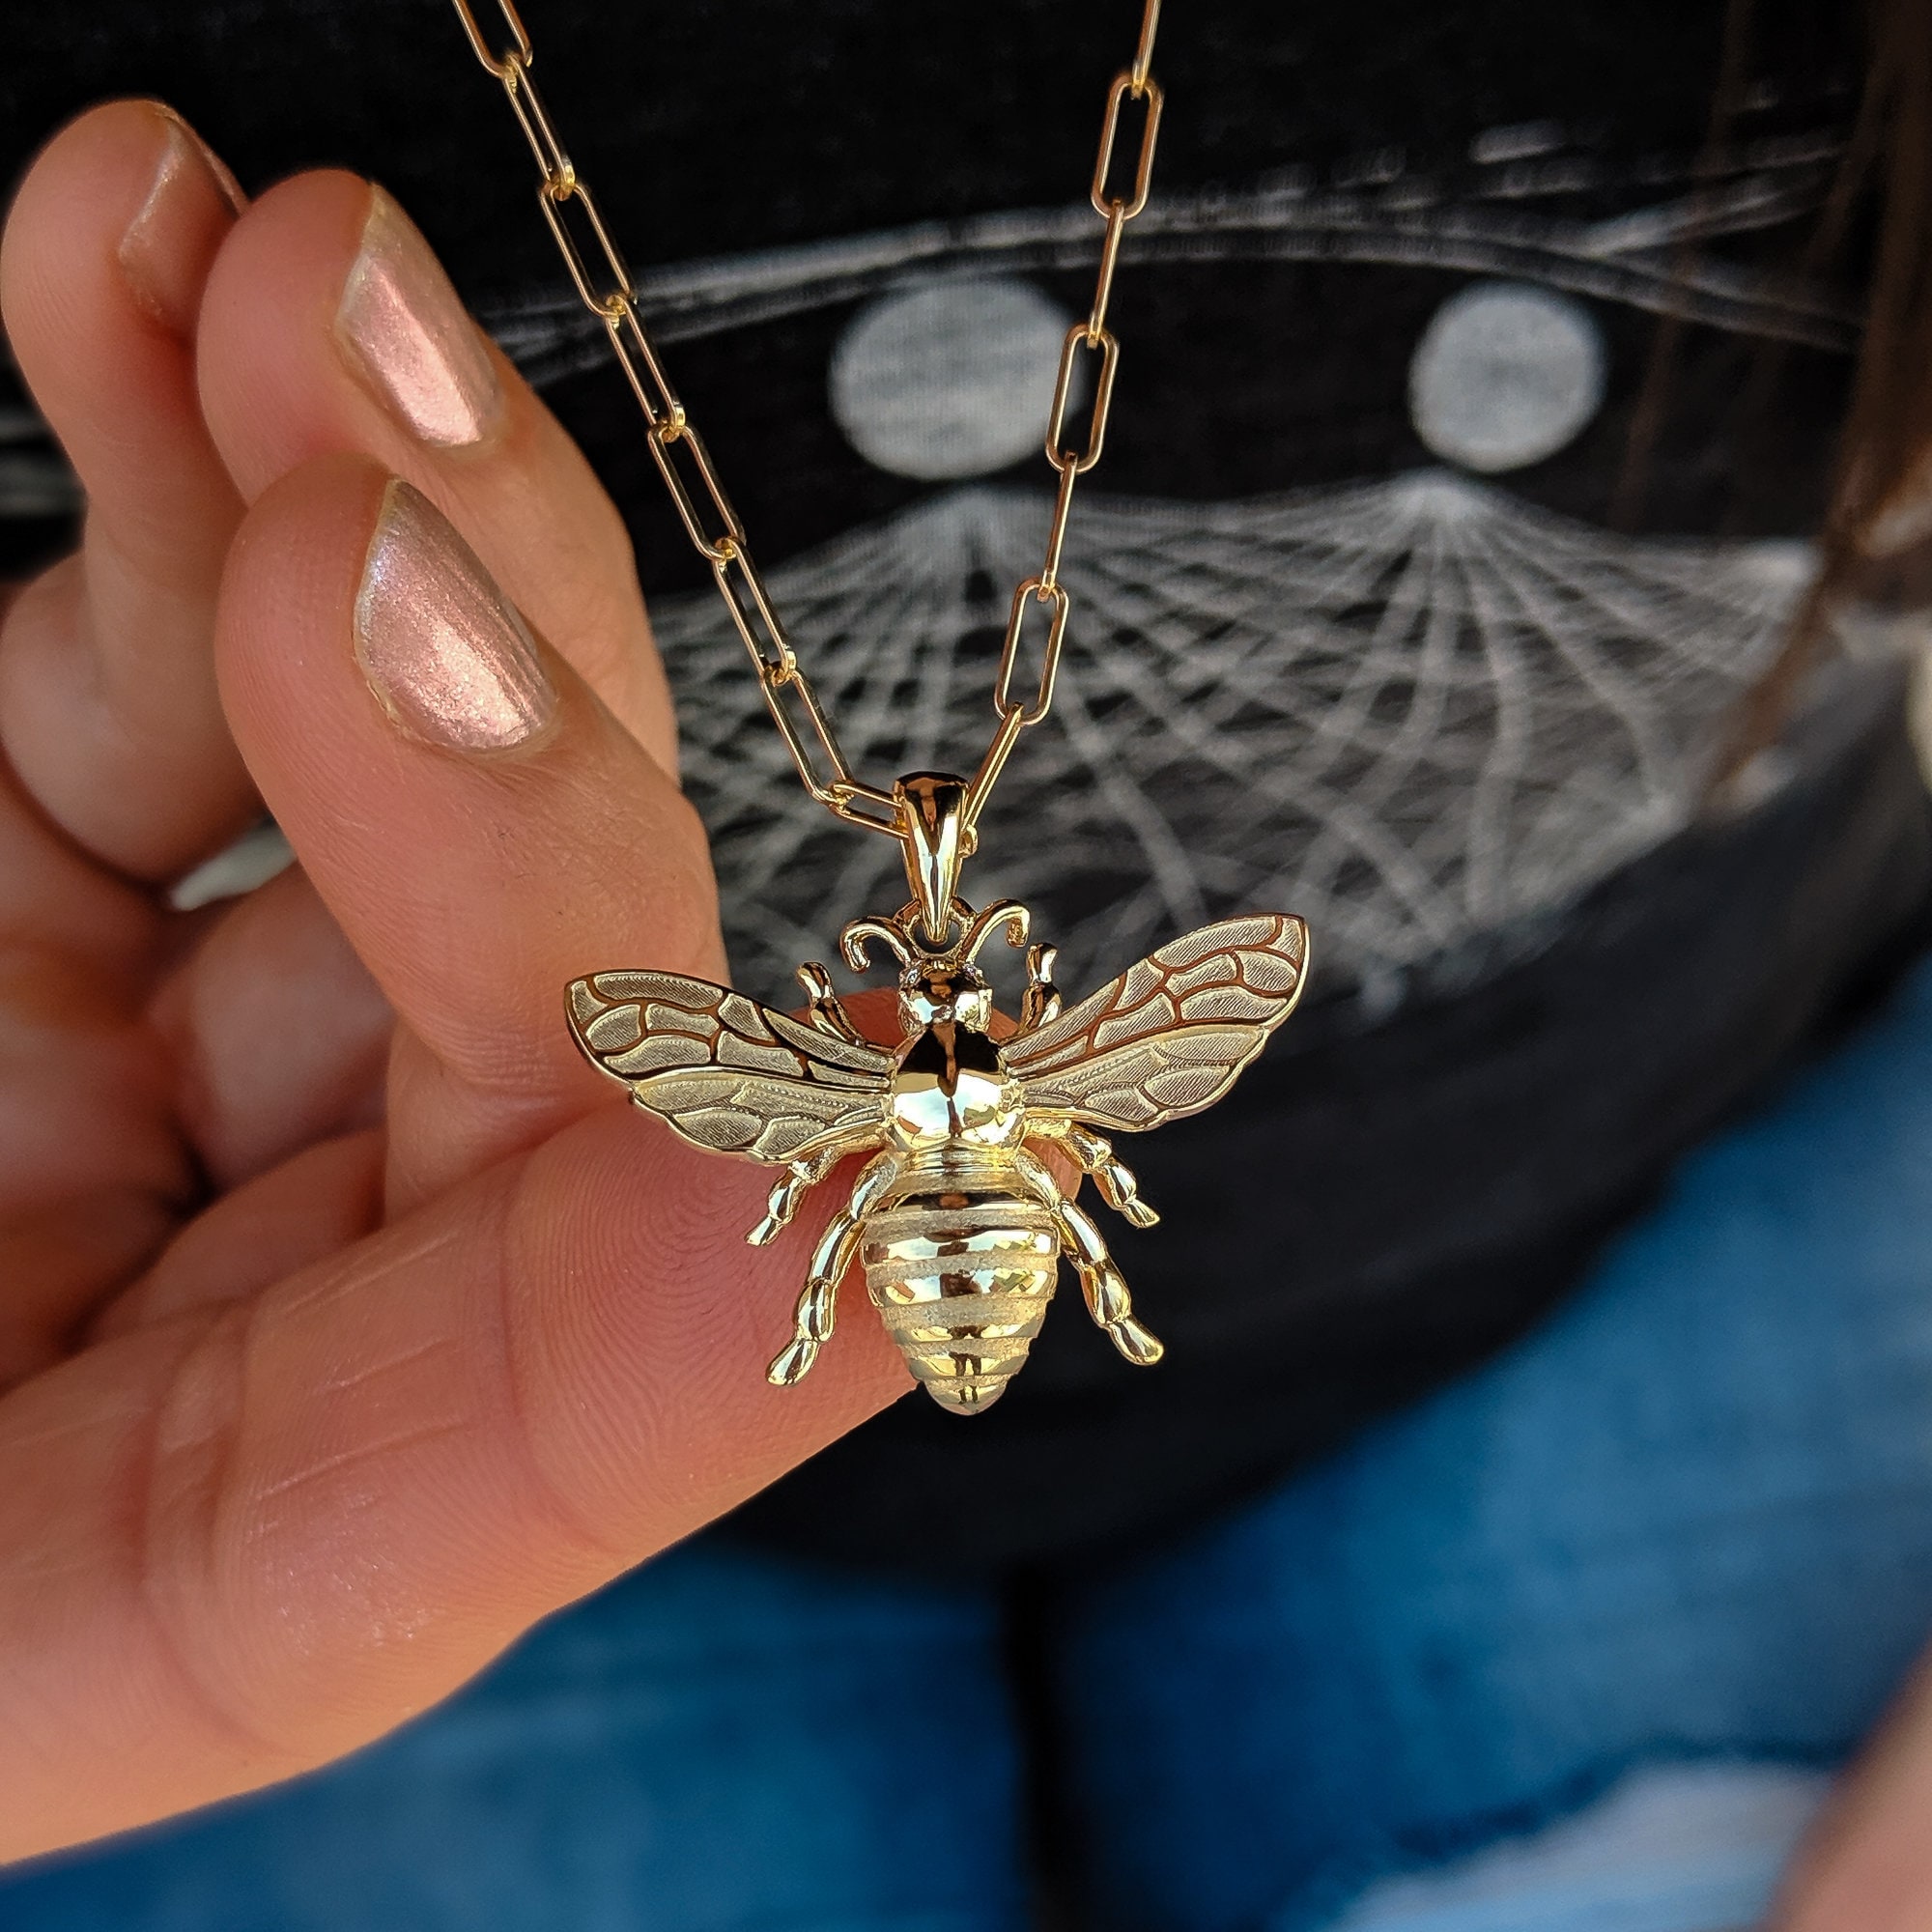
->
[864,1193,1059,1414]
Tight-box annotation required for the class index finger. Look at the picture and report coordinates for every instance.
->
[196,168,677,770]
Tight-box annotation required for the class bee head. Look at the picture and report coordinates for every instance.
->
[899,960,992,1032]
[842,899,1028,1033]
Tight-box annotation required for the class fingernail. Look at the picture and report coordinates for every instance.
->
[337,188,502,447]
[355,481,554,750]
[118,106,246,333]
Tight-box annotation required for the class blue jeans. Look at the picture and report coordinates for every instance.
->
[13,952,1932,1932]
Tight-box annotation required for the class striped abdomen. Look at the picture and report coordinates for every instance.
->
[864,1176,1059,1412]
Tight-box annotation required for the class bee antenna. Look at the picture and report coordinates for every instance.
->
[960,899,1031,963]
[841,915,916,973]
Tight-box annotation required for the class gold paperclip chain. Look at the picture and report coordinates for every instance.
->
[450,0,1163,847]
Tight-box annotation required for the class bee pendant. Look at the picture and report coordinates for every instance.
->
[570,762,1304,1412]
[567,895,1309,1414]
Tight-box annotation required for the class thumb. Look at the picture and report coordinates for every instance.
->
[2,1016,906,1861]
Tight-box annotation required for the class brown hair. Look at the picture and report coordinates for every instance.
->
[1712,0,1932,781]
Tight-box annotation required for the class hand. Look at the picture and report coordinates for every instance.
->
[1770,1648,1932,1929]
[0,100,904,1861]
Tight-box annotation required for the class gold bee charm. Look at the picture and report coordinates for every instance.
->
[567,777,1309,1413]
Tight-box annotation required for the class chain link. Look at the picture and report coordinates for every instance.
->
[451,0,1161,846]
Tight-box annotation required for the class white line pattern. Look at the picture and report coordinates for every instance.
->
[485,140,1855,384]
[653,473,1809,1010]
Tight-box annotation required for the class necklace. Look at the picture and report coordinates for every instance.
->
[452,0,1309,1413]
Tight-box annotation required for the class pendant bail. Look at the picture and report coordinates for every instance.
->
[894,772,971,948]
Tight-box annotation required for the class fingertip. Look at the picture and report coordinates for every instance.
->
[121,106,248,335]
[214,449,390,741]
[0,99,257,881]
[507,1110,912,1542]
[199,168,510,492]
[5,99,241,350]
[197,169,378,484]
[193,163,675,759]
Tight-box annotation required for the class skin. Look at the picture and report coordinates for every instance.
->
[0,100,905,1862]
[0,99,1924,1914]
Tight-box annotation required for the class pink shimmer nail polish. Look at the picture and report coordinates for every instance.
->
[118,107,245,331]
[355,481,554,751]
[337,188,502,447]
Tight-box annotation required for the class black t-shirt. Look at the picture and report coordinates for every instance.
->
[6,0,1928,1569]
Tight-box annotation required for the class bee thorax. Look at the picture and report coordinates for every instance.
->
[887,1022,1022,1152]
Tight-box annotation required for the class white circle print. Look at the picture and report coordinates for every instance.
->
[830,277,1079,481]
[1408,281,1606,474]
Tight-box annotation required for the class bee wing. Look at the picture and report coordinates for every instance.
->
[1006,915,1308,1132]
[566,970,894,1164]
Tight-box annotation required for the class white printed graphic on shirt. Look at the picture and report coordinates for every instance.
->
[497,126,1846,1005]
[649,478,1807,1008]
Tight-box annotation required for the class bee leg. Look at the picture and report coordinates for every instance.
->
[1013,1150,1165,1369]
[1031,1122,1159,1229]
[767,1222,853,1386]
[747,1131,880,1245]
[749,1151,834,1247]
[1065,1122,1160,1228]
[1019,944,1063,1031]
[795,961,867,1045]
[767,1152,899,1387]
[751,1166,809,1248]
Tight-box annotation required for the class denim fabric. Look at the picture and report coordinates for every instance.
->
[1314,1761,1833,1932]
[1057,948,1932,1929]
[11,952,1932,1931]
[1,1552,1023,1932]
